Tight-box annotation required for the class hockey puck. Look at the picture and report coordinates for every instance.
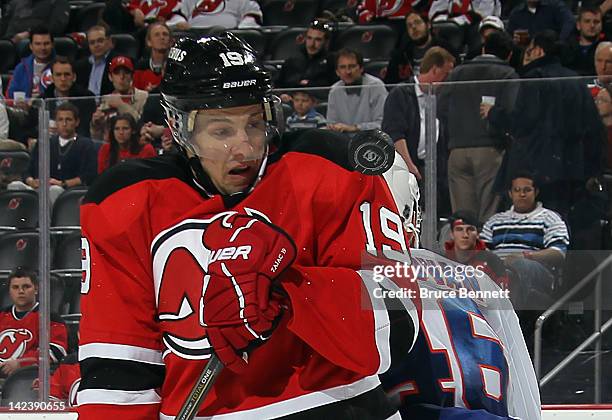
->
[348,130,394,175]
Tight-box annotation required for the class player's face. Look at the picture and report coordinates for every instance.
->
[56,110,79,139]
[451,224,478,251]
[191,104,266,195]
[9,277,37,312]
[509,177,538,213]
[305,29,326,56]
[113,119,133,146]
[336,55,363,85]
[292,92,314,116]
[30,34,53,62]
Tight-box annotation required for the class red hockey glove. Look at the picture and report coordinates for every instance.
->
[201,214,296,373]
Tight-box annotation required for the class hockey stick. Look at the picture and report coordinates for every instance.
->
[175,353,223,420]
[176,130,395,419]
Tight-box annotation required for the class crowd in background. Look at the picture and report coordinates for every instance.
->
[0,0,612,406]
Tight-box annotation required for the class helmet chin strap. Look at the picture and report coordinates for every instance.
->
[187,145,270,207]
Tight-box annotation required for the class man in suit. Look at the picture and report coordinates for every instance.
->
[73,25,116,97]
[382,46,455,180]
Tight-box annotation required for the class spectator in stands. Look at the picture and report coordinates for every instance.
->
[103,0,186,33]
[134,22,171,92]
[159,127,177,155]
[33,352,80,407]
[49,352,80,406]
[43,57,96,138]
[7,103,97,204]
[0,138,26,192]
[285,90,327,132]
[473,15,524,69]
[357,0,426,24]
[98,114,156,174]
[129,0,186,27]
[180,0,262,29]
[7,25,54,101]
[0,78,8,140]
[507,0,575,43]
[385,12,458,84]
[481,30,605,218]
[326,48,388,134]
[0,268,67,376]
[276,19,337,98]
[594,40,612,89]
[0,0,69,43]
[429,0,501,26]
[90,56,148,141]
[74,25,117,97]
[382,47,456,180]
[438,31,519,223]
[592,42,612,167]
[481,171,569,307]
[444,210,509,288]
[562,5,606,76]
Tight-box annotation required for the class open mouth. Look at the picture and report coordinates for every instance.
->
[229,166,250,175]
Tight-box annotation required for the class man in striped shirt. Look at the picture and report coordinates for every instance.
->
[480,171,569,310]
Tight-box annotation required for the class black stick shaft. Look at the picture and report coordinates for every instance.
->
[176,354,224,420]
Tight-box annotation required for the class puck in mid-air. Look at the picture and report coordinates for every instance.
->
[348,129,395,175]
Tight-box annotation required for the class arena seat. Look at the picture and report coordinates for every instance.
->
[0,231,40,278]
[0,190,38,232]
[0,150,30,177]
[364,60,389,81]
[0,41,16,74]
[51,187,87,234]
[75,3,105,32]
[262,0,318,27]
[110,33,140,61]
[266,27,307,61]
[334,25,397,61]
[432,21,465,55]
[54,37,78,63]
[0,366,38,405]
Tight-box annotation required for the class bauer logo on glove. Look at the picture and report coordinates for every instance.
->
[200,213,296,373]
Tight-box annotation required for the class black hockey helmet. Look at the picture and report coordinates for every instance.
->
[160,32,281,196]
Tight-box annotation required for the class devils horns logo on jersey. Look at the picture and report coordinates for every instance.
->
[192,0,225,17]
[0,329,33,362]
[151,209,271,360]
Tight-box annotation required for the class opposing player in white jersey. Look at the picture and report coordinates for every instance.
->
[381,154,541,419]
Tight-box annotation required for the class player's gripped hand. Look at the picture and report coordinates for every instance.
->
[201,214,296,373]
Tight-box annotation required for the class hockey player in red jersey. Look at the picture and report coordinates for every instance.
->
[0,268,67,376]
[77,33,418,419]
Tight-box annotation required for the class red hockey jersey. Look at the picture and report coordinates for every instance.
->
[50,353,81,407]
[0,303,68,366]
[127,0,185,24]
[77,144,418,418]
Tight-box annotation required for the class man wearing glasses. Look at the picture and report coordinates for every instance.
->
[480,171,569,313]
[74,25,117,97]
